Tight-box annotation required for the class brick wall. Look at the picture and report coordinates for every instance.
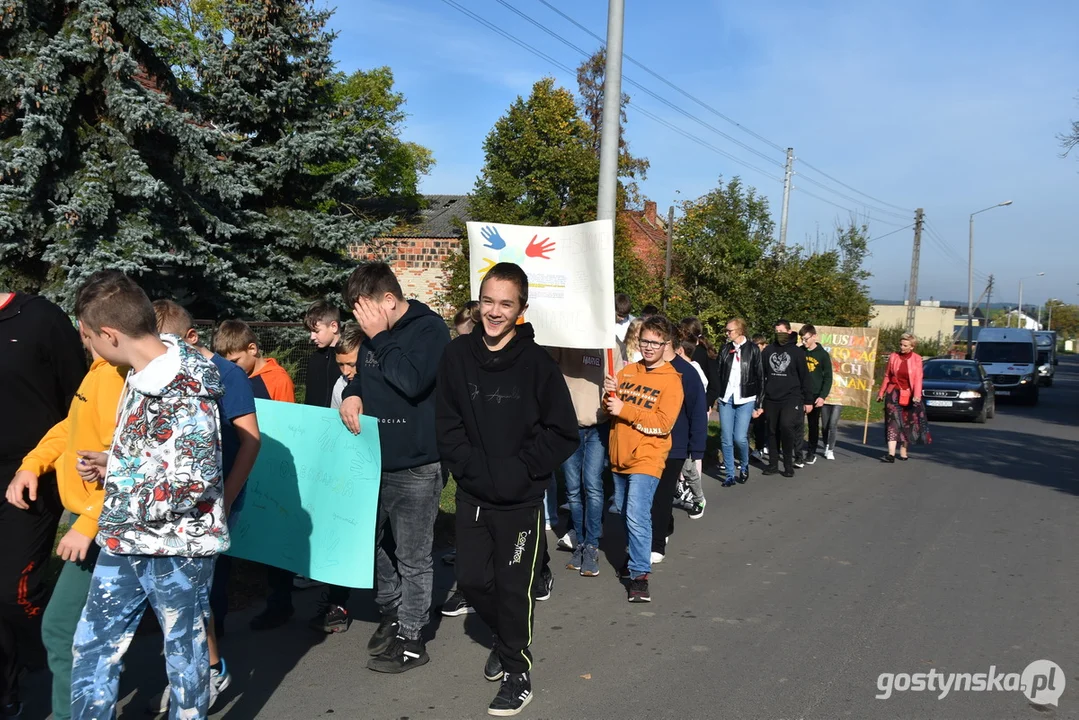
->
[349,236,462,307]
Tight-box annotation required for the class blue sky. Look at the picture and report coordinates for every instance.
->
[330,0,1079,307]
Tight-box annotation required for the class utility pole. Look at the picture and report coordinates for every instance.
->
[663,205,674,310]
[779,147,793,249]
[595,0,624,223]
[983,274,994,328]
[905,208,924,335]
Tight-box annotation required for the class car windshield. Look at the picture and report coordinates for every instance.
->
[976,342,1034,364]
[923,362,979,380]
[1035,335,1053,347]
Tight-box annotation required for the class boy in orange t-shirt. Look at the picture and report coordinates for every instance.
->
[214,320,296,402]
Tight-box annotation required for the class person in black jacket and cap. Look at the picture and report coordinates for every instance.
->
[437,262,579,717]
[761,319,814,478]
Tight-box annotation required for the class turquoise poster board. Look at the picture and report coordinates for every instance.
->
[225,400,381,588]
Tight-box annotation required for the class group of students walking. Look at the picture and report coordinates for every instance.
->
[0,259,862,720]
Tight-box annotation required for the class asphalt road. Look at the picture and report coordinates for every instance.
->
[24,358,1079,720]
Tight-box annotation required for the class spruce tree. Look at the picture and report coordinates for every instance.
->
[198,0,392,320]
[0,0,249,308]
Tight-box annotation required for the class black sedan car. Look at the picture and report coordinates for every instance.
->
[920,358,996,423]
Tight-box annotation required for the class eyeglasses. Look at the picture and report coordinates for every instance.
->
[725,328,737,334]
[639,339,668,350]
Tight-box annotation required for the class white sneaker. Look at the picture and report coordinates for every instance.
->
[545,522,552,531]
[825,448,835,461]
[650,551,665,564]
[150,660,232,714]
[557,530,577,550]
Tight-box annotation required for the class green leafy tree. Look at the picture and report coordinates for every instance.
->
[575,48,650,208]
[155,0,226,88]
[197,0,393,319]
[670,177,873,336]
[331,67,434,209]
[469,78,598,226]
[0,0,250,305]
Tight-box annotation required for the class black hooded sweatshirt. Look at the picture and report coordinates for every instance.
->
[0,293,87,470]
[762,336,813,405]
[342,300,450,472]
[436,323,579,510]
[304,344,341,409]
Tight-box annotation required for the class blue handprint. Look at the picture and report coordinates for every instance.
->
[480,226,507,250]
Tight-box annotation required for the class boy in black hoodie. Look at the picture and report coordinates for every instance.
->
[338,263,451,673]
[761,319,813,478]
[303,300,342,408]
[437,263,578,717]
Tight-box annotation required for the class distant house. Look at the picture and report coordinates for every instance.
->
[870,301,956,345]
[1001,309,1041,331]
[349,195,472,308]
[619,201,667,278]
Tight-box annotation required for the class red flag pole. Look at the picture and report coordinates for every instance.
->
[606,348,616,397]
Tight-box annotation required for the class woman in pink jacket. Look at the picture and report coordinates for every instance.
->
[876,333,931,462]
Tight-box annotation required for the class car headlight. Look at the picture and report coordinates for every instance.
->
[1020,374,1033,383]
[958,391,982,399]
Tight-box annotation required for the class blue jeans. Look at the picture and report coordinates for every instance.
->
[613,473,659,577]
[543,474,559,529]
[719,399,756,479]
[561,424,608,547]
[72,550,215,719]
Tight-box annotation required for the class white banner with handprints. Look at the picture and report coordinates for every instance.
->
[467,219,615,349]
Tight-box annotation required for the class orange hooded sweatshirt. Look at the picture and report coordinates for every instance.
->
[252,357,295,402]
[608,360,684,479]
[18,357,127,539]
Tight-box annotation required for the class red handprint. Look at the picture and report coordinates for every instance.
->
[526,235,556,259]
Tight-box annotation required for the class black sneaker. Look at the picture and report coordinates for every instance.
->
[367,635,429,674]
[441,589,474,617]
[793,457,806,469]
[488,672,532,716]
[737,468,749,484]
[762,466,780,476]
[484,644,504,682]
[804,455,817,466]
[628,574,651,603]
[249,603,294,631]
[309,601,349,634]
[687,499,705,520]
[781,468,795,478]
[366,613,400,656]
[533,566,553,602]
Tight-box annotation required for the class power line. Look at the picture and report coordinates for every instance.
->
[794,172,914,222]
[442,0,787,186]
[796,158,913,213]
[626,105,785,184]
[495,0,785,169]
[536,0,786,154]
[534,0,913,214]
[866,224,914,243]
[924,223,990,280]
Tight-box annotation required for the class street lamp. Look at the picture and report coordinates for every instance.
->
[1016,272,1045,329]
[967,200,1012,358]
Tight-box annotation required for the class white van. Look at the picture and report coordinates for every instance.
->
[973,328,1039,404]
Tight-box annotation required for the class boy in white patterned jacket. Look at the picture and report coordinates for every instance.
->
[69,270,228,720]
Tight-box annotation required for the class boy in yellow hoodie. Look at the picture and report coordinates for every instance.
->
[603,315,684,604]
[5,336,126,720]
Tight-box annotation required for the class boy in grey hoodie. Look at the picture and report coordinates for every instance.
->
[68,271,227,719]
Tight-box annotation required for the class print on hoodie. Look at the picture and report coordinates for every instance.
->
[96,335,229,557]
